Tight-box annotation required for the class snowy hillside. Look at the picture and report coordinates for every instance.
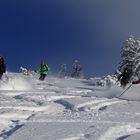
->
[0,73,140,140]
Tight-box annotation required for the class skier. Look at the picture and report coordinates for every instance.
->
[0,54,6,79]
[35,60,49,81]
[59,64,68,78]
[71,60,82,78]
[118,68,132,88]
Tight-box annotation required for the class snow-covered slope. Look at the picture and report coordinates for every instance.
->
[0,73,140,140]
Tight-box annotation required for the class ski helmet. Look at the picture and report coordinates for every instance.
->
[0,54,3,59]
[40,60,46,65]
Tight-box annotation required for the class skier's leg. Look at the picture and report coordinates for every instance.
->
[39,74,43,80]
[0,73,3,79]
[42,74,46,80]
[121,79,128,88]
[39,74,46,81]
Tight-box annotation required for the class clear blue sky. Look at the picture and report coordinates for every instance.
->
[0,0,140,77]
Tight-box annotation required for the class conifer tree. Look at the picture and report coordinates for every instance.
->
[117,36,135,74]
[132,39,140,79]
[116,36,140,80]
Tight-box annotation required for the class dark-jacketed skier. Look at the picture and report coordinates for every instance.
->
[0,54,6,79]
[118,68,132,88]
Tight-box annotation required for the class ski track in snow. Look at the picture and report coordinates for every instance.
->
[98,124,140,140]
[0,74,140,139]
[75,98,124,112]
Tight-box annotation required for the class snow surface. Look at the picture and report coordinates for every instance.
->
[0,72,140,139]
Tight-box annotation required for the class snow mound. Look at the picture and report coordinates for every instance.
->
[90,75,117,87]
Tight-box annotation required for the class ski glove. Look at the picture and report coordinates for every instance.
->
[132,81,137,84]
[132,80,140,84]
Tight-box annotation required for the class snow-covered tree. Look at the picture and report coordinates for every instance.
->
[132,39,140,79]
[59,64,68,78]
[116,36,140,80]
[71,60,82,78]
[117,36,135,73]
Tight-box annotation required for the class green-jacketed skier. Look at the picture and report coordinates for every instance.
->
[36,60,49,81]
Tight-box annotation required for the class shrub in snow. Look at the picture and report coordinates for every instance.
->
[90,75,117,87]
[19,66,29,75]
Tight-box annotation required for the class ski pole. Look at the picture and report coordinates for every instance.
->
[118,84,132,97]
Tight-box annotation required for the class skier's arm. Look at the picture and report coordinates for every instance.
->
[36,68,41,73]
[46,65,49,71]
[118,73,123,81]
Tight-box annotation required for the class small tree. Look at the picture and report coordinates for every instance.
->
[71,60,82,78]
[59,64,68,78]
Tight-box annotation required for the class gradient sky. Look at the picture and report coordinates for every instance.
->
[0,0,140,77]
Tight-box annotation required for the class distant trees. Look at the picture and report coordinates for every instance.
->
[59,60,83,78]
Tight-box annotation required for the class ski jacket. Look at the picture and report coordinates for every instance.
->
[0,58,6,74]
[132,80,140,84]
[37,64,49,74]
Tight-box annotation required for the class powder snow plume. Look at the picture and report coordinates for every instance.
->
[0,73,33,91]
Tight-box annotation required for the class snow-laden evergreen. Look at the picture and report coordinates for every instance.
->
[116,36,140,80]
[117,36,135,74]
[133,39,140,79]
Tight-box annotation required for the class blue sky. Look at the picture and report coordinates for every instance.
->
[0,0,140,77]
